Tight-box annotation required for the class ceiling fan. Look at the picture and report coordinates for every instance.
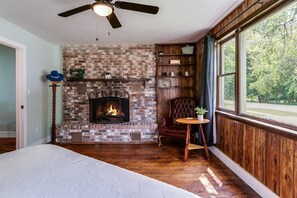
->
[58,0,159,29]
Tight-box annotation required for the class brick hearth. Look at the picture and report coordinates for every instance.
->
[57,44,158,143]
[57,122,157,143]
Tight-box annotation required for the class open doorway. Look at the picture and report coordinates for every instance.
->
[0,44,16,153]
[0,36,27,152]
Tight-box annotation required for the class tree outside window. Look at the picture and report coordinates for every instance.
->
[218,37,236,111]
[218,2,297,128]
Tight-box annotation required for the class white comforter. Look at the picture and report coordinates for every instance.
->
[0,144,200,198]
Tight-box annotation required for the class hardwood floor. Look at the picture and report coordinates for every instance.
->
[58,141,260,197]
[0,138,16,154]
[0,138,260,197]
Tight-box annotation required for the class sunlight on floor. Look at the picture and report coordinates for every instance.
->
[199,167,224,196]
[199,174,218,195]
[207,167,223,187]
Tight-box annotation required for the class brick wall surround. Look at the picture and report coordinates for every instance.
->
[57,44,158,143]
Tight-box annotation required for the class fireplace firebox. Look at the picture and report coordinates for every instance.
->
[89,90,129,124]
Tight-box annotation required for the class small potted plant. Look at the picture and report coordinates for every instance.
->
[194,106,208,121]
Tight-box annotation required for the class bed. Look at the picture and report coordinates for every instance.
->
[0,144,200,198]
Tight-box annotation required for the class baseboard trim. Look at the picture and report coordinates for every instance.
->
[209,146,279,198]
[0,131,16,138]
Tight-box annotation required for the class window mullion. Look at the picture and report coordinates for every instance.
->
[235,30,240,115]
[239,30,247,116]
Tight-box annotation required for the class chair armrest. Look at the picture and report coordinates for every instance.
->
[157,118,166,127]
[158,117,172,127]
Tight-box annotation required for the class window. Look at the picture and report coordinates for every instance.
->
[218,37,236,111]
[217,1,297,128]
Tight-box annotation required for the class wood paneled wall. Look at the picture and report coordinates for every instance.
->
[216,114,297,197]
[199,1,297,197]
[209,0,287,39]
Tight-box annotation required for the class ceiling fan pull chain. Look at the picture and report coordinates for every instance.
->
[96,17,99,41]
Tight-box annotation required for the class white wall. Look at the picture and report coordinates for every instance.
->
[0,17,63,146]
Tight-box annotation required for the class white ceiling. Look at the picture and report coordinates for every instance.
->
[0,0,243,45]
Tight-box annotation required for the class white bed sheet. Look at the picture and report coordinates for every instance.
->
[0,144,200,198]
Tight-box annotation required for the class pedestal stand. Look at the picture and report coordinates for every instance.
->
[50,83,59,144]
[46,70,64,144]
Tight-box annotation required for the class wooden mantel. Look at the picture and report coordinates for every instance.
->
[66,77,151,86]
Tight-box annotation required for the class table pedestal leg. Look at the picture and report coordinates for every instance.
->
[184,124,191,161]
[199,124,210,160]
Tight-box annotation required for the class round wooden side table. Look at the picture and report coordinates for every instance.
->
[176,118,210,161]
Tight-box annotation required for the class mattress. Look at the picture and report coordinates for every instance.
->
[0,144,200,198]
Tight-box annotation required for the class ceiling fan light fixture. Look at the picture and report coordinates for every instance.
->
[92,2,113,17]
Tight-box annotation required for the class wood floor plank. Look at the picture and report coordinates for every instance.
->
[0,138,16,154]
[0,138,260,197]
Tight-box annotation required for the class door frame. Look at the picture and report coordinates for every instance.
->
[0,36,27,149]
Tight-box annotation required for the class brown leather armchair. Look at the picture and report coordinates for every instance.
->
[158,97,196,146]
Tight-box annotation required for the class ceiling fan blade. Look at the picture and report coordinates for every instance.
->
[106,12,122,28]
[114,1,159,14]
[58,5,92,17]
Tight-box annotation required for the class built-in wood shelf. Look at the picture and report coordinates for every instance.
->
[156,42,196,121]
[157,64,195,66]
[157,86,194,89]
[158,76,192,78]
[158,54,194,56]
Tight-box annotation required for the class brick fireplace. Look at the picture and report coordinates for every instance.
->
[57,44,158,143]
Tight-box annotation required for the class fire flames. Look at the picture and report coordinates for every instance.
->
[106,105,119,116]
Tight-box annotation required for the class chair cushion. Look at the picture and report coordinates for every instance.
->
[158,124,187,138]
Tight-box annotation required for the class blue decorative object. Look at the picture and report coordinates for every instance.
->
[46,70,64,82]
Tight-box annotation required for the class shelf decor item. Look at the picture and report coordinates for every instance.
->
[158,79,171,88]
[181,45,194,54]
[170,60,181,64]
[104,72,112,79]
[194,106,208,121]
[162,72,168,76]
[69,68,85,80]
